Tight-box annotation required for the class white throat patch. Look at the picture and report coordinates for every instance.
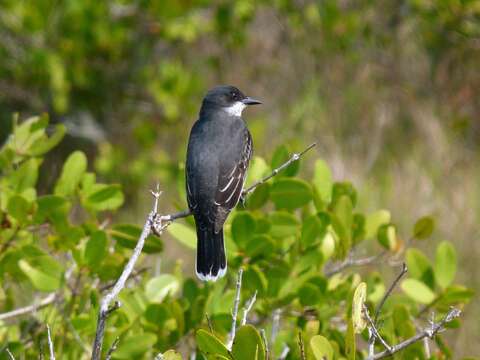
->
[224,101,246,117]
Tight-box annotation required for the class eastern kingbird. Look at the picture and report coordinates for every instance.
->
[186,85,261,281]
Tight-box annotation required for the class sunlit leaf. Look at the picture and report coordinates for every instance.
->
[435,241,457,289]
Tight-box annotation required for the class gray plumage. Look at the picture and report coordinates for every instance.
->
[186,85,261,281]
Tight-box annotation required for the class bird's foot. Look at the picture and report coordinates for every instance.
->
[239,194,247,208]
[150,213,171,236]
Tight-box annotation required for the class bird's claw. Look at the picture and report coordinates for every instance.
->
[150,213,171,236]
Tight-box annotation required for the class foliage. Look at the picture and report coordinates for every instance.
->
[0,116,474,359]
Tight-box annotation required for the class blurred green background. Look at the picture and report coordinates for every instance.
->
[1,0,479,355]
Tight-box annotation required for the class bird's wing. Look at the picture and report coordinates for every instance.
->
[213,130,252,233]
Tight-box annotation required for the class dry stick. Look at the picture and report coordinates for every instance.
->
[298,332,306,360]
[372,308,461,360]
[105,337,120,360]
[46,324,55,360]
[0,293,56,321]
[91,185,162,360]
[374,263,407,325]
[242,142,317,197]
[325,252,385,278]
[270,309,281,357]
[227,268,244,350]
[260,329,269,360]
[5,348,15,360]
[150,142,317,234]
[241,290,257,326]
[363,305,392,353]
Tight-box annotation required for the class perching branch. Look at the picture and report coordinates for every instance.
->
[371,308,461,359]
[91,185,162,360]
[242,142,317,197]
[150,142,317,235]
[227,268,244,350]
[363,305,392,353]
[0,293,56,321]
[46,324,55,360]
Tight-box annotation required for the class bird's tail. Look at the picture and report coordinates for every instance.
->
[195,225,227,282]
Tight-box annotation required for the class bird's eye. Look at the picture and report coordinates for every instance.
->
[230,91,238,100]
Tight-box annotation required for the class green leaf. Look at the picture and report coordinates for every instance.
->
[270,178,312,210]
[28,123,66,156]
[401,279,436,304]
[246,183,270,210]
[413,216,435,240]
[145,303,171,325]
[331,182,357,207]
[84,184,124,211]
[345,317,356,360]
[312,159,333,204]
[231,212,256,248]
[435,241,457,289]
[377,224,397,250]
[167,222,197,249]
[18,257,63,292]
[310,335,334,360]
[7,195,31,223]
[269,211,300,238]
[299,283,322,306]
[301,213,329,247]
[405,248,435,289]
[232,325,266,360]
[196,329,232,358]
[9,158,40,192]
[365,210,391,239]
[245,156,269,187]
[162,350,183,360]
[111,224,163,253]
[54,151,87,196]
[85,230,108,268]
[332,195,353,258]
[352,282,367,334]
[145,274,180,303]
[113,333,157,359]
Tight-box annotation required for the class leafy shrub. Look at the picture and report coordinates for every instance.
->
[0,116,473,359]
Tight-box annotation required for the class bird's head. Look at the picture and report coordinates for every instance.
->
[201,85,262,117]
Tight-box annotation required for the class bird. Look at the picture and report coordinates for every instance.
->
[186,85,261,281]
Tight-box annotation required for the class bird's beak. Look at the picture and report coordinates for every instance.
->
[242,97,262,105]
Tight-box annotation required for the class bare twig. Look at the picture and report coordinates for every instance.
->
[5,348,15,360]
[227,268,244,350]
[278,345,290,360]
[270,309,281,353]
[91,185,162,360]
[372,308,461,359]
[298,332,306,360]
[46,324,55,360]
[150,143,317,235]
[0,293,57,321]
[363,305,392,353]
[105,337,120,360]
[260,329,269,360]
[242,142,317,197]
[374,263,407,324]
[325,252,385,277]
[205,313,214,333]
[241,290,257,326]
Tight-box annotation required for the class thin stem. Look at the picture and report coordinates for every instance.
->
[298,332,306,360]
[260,329,269,360]
[105,337,120,360]
[241,290,257,326]
[91,185,162,360]
[242,142,317,197]
[46,324,55,360]
[374,263,407,325]
[0,293,56,321]
[5,349,15,360]
[372,308,461,359]
[363,305,392,353]
[227,268,244,350]
[205,313,214,333]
